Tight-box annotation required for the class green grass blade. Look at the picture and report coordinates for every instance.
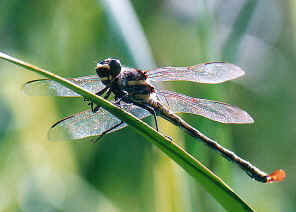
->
[0,52,254,212]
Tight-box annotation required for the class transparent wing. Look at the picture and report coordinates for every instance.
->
[48,103,151,141]
[156,89,254,124]
[23,75,105,97]
[146,62,244,84]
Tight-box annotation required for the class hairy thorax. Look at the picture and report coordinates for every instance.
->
[115,68,155,103]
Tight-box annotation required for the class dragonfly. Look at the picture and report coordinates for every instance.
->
[23,58,285,183]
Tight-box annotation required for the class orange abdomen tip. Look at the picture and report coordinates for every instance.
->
[266,169,286,183]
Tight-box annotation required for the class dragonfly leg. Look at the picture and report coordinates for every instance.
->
[85,100,95,113]
[133,103,172,141]
[92,121,124,143]
[134,103,159,131]
[84,87,108,102]
[114,91,129,105]
[84,87,109,112]
[148,106,159,131]
[95,86,110,96]
[92,89,112,113]
[83,98,96,113]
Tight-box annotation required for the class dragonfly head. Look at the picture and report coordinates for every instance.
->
[96,58,121,80]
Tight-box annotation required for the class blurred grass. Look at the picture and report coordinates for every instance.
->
[0,0,294,211]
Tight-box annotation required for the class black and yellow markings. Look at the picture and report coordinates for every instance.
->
[127,80,145,86]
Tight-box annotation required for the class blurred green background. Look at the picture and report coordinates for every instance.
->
[0,0,295,211]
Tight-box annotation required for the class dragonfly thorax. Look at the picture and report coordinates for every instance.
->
[116,68,155,103]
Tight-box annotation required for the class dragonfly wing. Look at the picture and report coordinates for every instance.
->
[146,62,244,84]
[48,103,151,141]
[23,75,105,97]
[156,89,254,124]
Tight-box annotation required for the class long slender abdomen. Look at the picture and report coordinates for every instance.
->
[147,99,285,183]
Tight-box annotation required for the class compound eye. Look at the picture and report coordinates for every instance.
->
[110,59,121,67]
[109,59,121,76]
[96,62,110,70]
[95,58,121,79]
[96,70,107,78]
[96,61,111,78]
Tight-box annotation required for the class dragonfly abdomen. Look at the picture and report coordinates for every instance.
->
[148,99,272,183]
